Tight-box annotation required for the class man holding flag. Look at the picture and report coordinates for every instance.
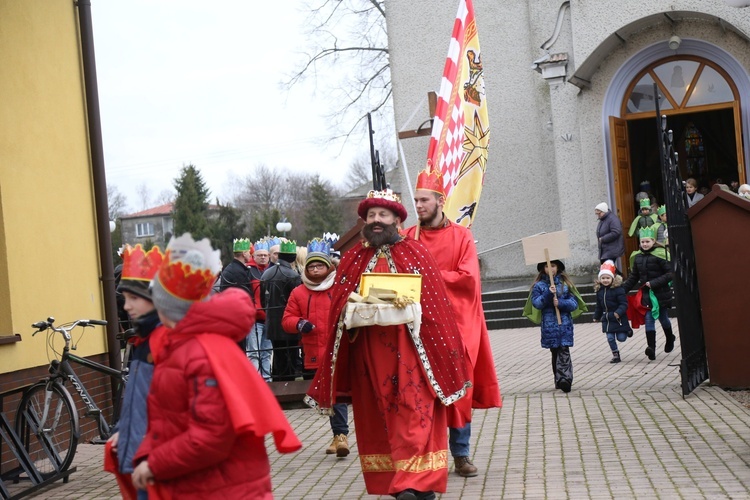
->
[406,0,501,478]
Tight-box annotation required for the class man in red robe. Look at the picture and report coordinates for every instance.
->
[405,168,502,478]
[306,189,472,500]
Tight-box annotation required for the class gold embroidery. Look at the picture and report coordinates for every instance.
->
[360,450,448,473]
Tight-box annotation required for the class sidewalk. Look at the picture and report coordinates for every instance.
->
[16,320,750,499]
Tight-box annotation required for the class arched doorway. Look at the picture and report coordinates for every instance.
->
[609,55,746,267]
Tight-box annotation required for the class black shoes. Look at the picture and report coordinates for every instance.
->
[610,351,621,363]
[395,490,435,500]
[645,346,656,360]
[558,380,572,393]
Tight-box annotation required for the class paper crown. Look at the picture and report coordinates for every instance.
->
[657,205,666,216]
[254,238,269,252]
[121,244,165,282]
[322,232,339,246]
[639,225,657,240]
[233,238,251,252]
[415,167,446,196]
[267,237,282,249]
[280,240,297,254]
[639,198,651,209]
[307,238,331,256]
[598,260,616,279]
[156,234,222,302]
[357,189,408,221]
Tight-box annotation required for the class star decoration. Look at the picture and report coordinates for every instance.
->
[458,111,490,180]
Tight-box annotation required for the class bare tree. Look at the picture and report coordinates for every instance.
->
[107,184,129,220]
[155,189,175,206]
[136,182,152,211]
[343,146,398,192]
[287,0,392,142]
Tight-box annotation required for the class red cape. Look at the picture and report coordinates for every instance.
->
[150,290,302,454]
[405,221,502,415]
[306,236,472,412]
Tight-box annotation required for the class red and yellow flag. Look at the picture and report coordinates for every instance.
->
[427,0,489,228]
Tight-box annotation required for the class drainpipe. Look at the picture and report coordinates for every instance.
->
[76,1,121,381]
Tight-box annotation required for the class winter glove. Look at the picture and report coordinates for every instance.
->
[297,319,314,333]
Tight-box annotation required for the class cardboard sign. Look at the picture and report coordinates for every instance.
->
[521,231,571,266]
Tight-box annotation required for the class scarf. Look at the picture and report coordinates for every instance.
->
[302,268,336,291]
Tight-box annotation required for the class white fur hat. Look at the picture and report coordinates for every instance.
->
[595,202,609,213]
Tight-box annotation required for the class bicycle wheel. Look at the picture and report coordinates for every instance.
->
[15,381,79,479]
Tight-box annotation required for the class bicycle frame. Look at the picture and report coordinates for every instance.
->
[52,354,123,440]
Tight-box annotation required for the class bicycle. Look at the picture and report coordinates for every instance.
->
[14,317,131,479]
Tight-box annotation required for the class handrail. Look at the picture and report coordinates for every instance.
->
[477,232,547,256]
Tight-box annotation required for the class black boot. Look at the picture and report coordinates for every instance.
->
[664,327,676,353]
[610,350,621,363]
[645,330,656,360]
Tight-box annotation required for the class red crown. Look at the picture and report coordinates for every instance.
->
[416,167,445,196]
[121,245,165,282]
[157,250,216,301]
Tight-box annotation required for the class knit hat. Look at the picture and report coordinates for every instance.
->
[598,260,616,280]
[306,238,332,268]
[415,167,446,197]
[117,244,165,300]
[151,233,222,323]
[595,202,609,213]
[233,238,251,252]
[357,189,408,222]
[536,259,565,273]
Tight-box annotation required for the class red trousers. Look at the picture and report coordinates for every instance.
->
[349,323,448,495]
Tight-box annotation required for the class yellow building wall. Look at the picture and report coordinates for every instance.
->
[0,0,107,374]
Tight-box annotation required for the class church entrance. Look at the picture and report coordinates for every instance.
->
[609,55,745,267]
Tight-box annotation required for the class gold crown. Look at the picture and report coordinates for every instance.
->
[365,189,401,204]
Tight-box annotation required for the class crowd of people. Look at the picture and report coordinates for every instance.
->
[106,169,748,498]
[107,167,503,499]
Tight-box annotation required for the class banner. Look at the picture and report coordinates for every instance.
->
[427,0,489,228]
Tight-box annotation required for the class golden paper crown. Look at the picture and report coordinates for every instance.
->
[415,167,445,196]
[156,234,222,302]
[365,189,401,204]
[121,244,165,282]
[358,189,408,221]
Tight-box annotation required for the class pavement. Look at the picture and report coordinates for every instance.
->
[10,320,750,499]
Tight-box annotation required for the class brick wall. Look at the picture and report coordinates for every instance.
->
[0,354,115,474]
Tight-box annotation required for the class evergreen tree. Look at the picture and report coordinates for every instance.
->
[209,200,246,266]
[304,175,342,240]
[172,164,210,239]
[250,208,281,243]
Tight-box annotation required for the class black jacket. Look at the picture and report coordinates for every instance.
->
[622,248,672,307]
[596,212,625,261]
[260,261,301,341]
[219,258,252,296]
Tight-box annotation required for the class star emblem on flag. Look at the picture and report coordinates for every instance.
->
[459,111,489,180]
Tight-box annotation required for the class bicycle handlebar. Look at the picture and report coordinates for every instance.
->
[31,318,108,344]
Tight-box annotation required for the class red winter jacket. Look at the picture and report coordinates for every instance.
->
[135,289,274,499]
[281,279,333,370]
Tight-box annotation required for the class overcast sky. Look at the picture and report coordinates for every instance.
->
[92,1,370,214]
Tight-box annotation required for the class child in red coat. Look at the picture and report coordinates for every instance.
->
[282,238,350,457]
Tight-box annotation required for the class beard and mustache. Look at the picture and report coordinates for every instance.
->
[361,222,400,247]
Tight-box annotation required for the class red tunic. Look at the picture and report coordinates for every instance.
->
[405,221,502,424]
[306,237,471,495]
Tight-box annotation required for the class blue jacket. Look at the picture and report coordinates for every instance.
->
[594,276,631,334]
[531,275,578,349]
[115,310,160,474]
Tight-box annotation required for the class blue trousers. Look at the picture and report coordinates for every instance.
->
[606,332,628,351]
[247,322,272,382]
[449,422,471,457]
[644,309,671,332]
[330,403,349,435]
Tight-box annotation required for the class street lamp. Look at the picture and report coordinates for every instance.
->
[276,217,292,237]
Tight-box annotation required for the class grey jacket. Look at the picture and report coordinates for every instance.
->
[596,211,625,261]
